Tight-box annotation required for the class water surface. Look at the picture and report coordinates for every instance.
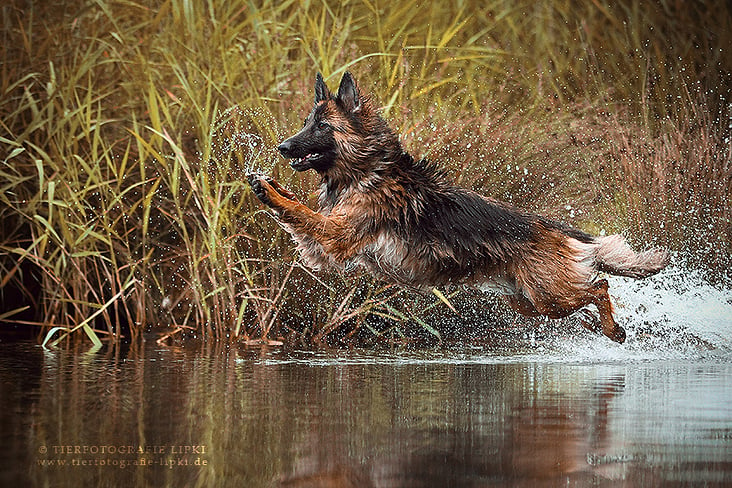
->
[2,265,731,487]
[1,340,731,487]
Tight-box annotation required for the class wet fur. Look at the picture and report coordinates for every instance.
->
[248,72,670,343]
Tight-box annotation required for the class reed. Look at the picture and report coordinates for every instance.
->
[1,0,729,346]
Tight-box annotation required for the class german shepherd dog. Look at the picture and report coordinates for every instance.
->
[248,72,670,343]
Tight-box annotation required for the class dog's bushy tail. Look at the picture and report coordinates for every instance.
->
[592,234,670,279]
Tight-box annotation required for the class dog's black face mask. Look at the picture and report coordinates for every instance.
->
[277,106,337,173]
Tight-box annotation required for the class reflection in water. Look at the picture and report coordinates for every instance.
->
[1,341,731,487]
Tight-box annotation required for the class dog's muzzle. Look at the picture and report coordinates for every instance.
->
[277,140,295,158]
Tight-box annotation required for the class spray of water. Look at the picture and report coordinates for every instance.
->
[209,106,282,179]
[542,257,732,363]
[610,259,731,350]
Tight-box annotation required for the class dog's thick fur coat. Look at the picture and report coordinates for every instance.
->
[248,72,670,343]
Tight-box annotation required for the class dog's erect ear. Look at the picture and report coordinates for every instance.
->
[315,73,330,103]
[336,72,360,113]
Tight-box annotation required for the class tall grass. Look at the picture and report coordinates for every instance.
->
[1,0,730,346]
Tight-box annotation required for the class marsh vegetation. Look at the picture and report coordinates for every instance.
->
[1,0,730,345]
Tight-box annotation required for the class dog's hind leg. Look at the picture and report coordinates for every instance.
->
[586,279,626,343]
[504,293,542,317]
[515,276,625,343]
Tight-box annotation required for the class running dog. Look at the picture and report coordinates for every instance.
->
[248,72,670,343]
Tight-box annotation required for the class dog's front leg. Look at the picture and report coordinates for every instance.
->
[247,173,298,205]
[247,173,365,263]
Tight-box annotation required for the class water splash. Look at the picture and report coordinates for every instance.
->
[608,259,732,354]
[209,106,282,179]
[541,258,732,363]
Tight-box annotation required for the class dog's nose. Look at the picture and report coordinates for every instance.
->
[277,140,293,157]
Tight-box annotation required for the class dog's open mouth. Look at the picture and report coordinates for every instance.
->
[290,152,321,170]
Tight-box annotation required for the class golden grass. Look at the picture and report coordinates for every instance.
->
[1,0,730,346]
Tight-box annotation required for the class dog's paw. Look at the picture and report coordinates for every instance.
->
[247,173,276,207]
[247,172,275,187]
[608,325,626,344]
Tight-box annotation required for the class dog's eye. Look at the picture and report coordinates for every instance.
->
[317,121,329,131]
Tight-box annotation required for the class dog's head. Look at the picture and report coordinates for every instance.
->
[277,72,400,177]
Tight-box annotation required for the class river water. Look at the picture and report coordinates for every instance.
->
[1,264,731,487]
